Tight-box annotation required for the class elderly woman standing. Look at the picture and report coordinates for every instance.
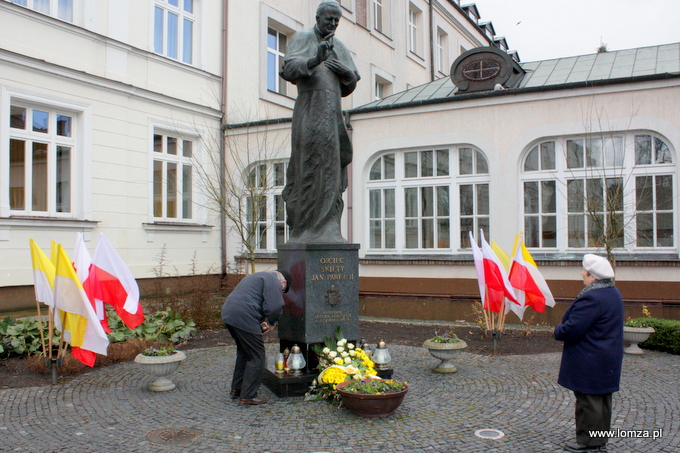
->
[555,254,624,453]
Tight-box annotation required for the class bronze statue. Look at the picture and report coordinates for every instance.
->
[281,1,360,243]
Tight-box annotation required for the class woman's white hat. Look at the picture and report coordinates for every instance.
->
[582,254,615,279]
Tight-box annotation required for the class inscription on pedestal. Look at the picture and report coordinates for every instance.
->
[311,257,355,281]
[277,243,359,345]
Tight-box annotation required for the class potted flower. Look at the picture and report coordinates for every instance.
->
[134,346,186,391]
[306,327,409,418]
[306,327,378,403]
[423,328,468,373]
[335,378,408,418]
[623,306,655,355]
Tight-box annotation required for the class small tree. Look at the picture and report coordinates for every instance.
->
[562,101,662,268]
[191,112,288,274]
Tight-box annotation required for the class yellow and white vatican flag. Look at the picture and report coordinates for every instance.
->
[53,244,109,367]
[29,239,55,308]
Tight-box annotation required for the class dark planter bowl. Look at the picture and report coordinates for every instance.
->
[336,381,408,418]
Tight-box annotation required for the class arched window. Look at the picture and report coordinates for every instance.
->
[521,132,675,252]
[367,146,489,252]
[245,160,288,252]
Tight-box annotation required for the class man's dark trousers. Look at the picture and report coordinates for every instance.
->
[226,325,265,399]
[574,391,612,447]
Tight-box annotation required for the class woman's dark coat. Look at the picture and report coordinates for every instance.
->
[554,285,624,394]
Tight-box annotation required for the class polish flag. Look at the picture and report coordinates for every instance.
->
[74,233,111,333]
[491,240,527,321]
[469,230,518,313]
[508,234,555,313]
[84,234,145,329]
[54,244,109,367]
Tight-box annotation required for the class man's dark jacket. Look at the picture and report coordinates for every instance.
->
[554,285,624,394]
[221,272,285,335]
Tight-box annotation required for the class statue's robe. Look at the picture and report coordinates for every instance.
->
[281,26,359,243]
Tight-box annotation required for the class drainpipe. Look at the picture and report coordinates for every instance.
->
[429,0,434,81]
[345,111,353,243]
[220,0,229,280]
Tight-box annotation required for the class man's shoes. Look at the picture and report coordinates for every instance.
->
[564,441,607,452]
[238,397,268,406]
[229,389,241,399]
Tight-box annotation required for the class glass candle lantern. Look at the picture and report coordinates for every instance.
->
[275,352,285,373]
[372,340,391,370]
[287,345,306,375]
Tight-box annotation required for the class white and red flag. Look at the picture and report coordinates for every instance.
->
[508,233,555,314]
[73,233,111,333]
[54,244,109,367]
[491,240,527,321]
[469,230,518,313]
[84,234,145,330]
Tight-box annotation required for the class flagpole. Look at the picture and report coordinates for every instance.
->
[47,307,54,360]
[483,286,491,332]
[35,301,47,358]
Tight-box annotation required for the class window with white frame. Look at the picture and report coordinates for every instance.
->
[152,132,194,220]
[10,0,73,22]
[246,161,289,251]
[372,0,391,35]
[337,0,353,11]
[267,26,288,95]
[522,133,675,252]
[367,147,490,252]
[8,103,76,216]
[458,148,489,249]
[154,0,195,64]
[408,4,420,55]
[374,75,392,101]
[436,28,448,74]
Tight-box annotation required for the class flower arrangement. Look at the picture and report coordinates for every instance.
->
[306,327,378,402]
[624,305,652,328]
[427,327,461,344]
[141,346,176,356]
[339,378,407,395]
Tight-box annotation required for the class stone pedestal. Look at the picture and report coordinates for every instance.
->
[264,243,359,396]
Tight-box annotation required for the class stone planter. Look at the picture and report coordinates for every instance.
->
[423,339,468,373]
[134,351,186,391]
[623,326,655,355]
[336,381,408,418]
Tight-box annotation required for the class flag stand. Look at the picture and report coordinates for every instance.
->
[489,329,503,354]
[45,357,63,385]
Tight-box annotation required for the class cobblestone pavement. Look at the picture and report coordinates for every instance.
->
[1,344,678,453]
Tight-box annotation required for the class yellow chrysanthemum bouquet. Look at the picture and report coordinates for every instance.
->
[305,326,378,401]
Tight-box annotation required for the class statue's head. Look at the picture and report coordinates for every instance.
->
[316,1,342,37]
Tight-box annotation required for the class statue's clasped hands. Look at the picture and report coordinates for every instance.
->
[325,59,354,81]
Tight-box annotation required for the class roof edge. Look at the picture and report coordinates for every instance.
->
[349,72,680,116]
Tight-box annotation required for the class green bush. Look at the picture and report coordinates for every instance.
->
[0,316,60,357]
[631,317,680,354]
[1,308,196,358]
[106,308,197,344]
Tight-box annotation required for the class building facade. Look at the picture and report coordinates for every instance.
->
[5,1,677,322]
[0,0,225,310]
[1,0,500,311]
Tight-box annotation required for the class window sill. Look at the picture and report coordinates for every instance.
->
[0,216,98,241]
[143,222,213,232]
[143,222,214,243]
[407,51,426,68]
[361,252,680,265]
[261,89,295,110]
